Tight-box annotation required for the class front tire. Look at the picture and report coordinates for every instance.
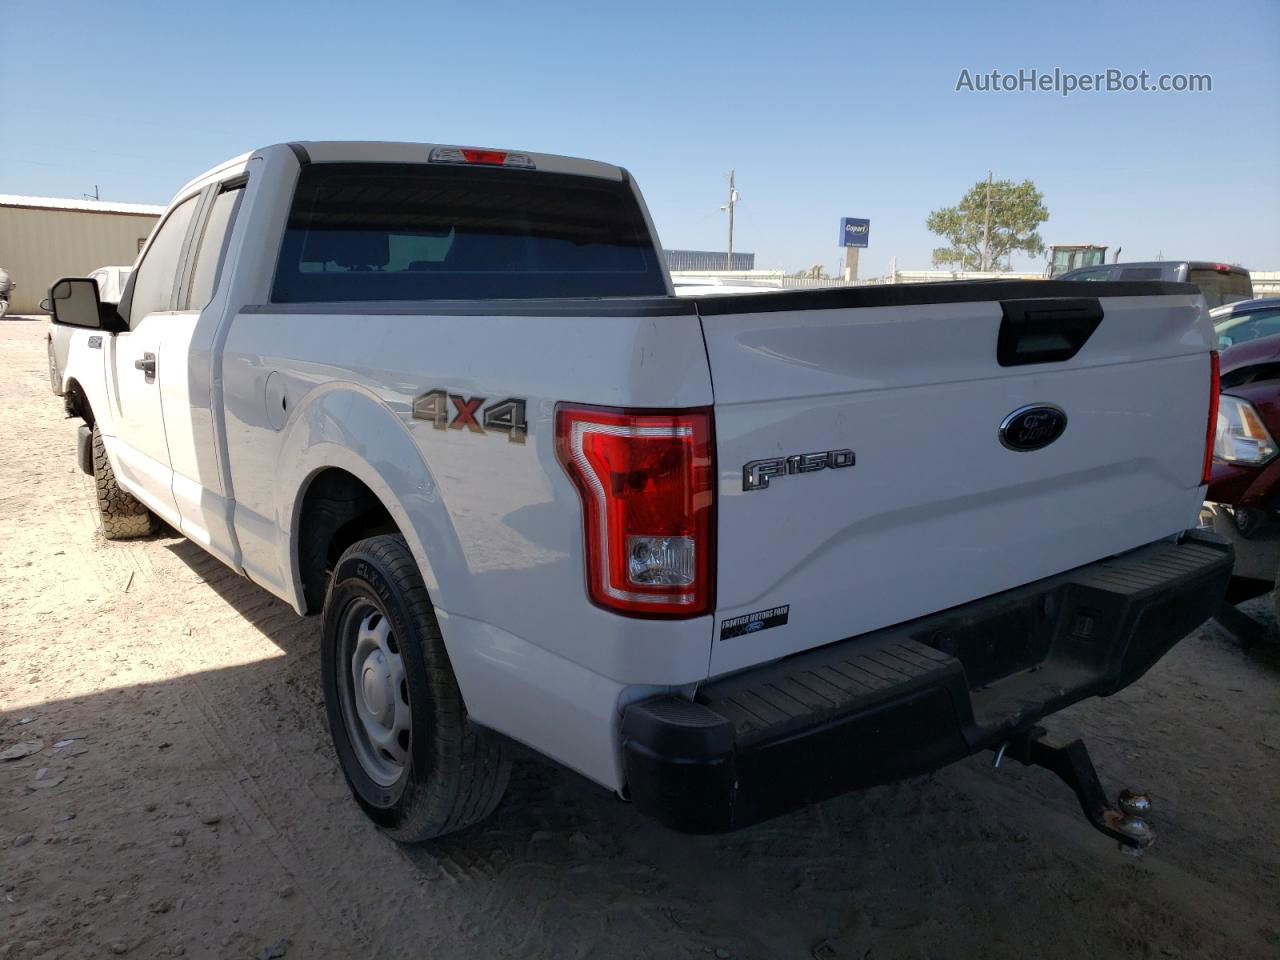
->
[90,423,157,539]
[321,534,510,841]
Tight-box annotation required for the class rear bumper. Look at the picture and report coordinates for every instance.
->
[621,531,1232,833]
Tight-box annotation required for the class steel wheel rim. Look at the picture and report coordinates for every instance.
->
[337,599,411,787]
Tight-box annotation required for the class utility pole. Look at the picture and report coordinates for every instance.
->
[83,184,100,202]
[981,169,992,272]
[721,170,738,271]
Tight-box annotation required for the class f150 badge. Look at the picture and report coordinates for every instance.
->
[742,449,855,491]
[413,390,527,443]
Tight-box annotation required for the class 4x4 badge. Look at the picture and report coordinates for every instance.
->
[412,390,528,443]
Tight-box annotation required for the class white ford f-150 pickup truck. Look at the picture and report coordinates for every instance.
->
[47,141,1230,847]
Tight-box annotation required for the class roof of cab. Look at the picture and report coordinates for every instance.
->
[285,141,625,181]
[1060,260,1252,281]
[1124,260,1249,273]
[1211,297,1280,319]
[174,141,626,204]
[175,150,255,196]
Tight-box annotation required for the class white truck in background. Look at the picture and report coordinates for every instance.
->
[46,266,131,395]
[0,265,13,318]
[46,141,1229,846]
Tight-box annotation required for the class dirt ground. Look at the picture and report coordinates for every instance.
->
[1,318,1278,960]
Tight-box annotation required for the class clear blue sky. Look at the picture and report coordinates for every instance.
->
[3,0,1277,274]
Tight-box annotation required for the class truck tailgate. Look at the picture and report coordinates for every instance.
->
[698,281,1213,677]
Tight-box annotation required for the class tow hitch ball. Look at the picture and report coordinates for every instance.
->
[993,726,1155,855]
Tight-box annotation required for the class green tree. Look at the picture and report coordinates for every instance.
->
[927,176,1048,270]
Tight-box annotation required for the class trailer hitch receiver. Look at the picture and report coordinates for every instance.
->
[995,726,1155,854]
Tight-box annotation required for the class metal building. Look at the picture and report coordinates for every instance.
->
[664,249,756,272]
[0,195,163,314]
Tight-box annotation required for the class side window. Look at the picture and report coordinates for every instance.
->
[187,184,246,309]
[128,195,198,321]
[1118,267,1165,281]
[1232,311,1280,344]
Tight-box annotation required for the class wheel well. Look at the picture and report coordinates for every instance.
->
[297,468,399,614]
[64,379,93,425]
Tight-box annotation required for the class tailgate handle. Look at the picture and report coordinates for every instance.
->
[998,298,1103,366]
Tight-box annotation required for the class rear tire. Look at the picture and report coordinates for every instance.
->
[90,423,157,539]
[0,299,8,318]
[321,534,510,841]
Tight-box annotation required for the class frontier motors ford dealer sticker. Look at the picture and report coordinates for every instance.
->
[720,604,790,641]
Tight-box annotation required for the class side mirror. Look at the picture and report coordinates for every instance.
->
[48,277,122,330]
[1218,335,1234,350]
[39,297,52,313]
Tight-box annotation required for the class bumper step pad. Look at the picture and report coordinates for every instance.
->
[622,532,1232,833]
[705,639,960,745]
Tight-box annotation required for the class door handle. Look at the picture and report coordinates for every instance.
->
[134,353,156,381]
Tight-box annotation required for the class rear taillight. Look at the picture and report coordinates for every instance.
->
[555,404,714,618]
[1202,350,1220,485]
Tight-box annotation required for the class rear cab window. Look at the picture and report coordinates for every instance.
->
[271,163,667,302]
[1188,268,1253,309]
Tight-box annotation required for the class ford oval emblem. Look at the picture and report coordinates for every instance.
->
[999,404,1067,451]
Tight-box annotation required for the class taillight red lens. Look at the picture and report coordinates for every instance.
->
[1202,350,1220,485]
[555,404,715,618]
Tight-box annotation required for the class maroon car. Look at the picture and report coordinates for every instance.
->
[1203,333,1280,621]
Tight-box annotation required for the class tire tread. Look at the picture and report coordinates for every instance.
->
[91,423,157,540]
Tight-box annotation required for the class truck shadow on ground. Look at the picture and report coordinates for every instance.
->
[1209,601,1280,667]
[13,532,1262,960]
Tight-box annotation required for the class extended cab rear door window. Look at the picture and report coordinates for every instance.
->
[187,182,246,309]
[271,163,667,302]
